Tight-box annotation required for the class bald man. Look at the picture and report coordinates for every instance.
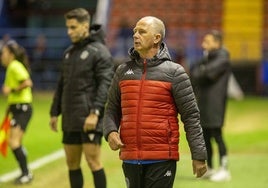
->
[103,16,207,188]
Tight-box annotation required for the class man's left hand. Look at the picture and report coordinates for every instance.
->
[83,114,98,132]
[192,160,207,178]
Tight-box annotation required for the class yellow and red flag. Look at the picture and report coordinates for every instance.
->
[0,115,11,157]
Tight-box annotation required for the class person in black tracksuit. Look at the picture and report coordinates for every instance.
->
[49,8,114,188]
[190,30,231,182]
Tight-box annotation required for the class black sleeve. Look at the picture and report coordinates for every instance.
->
[50,73,63,117]
[203,50,230,81]
[191,50,230,83]
[103,69,122,140]
[92,44,114,115]
[172,65,207,160]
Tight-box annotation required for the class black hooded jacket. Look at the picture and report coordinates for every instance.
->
[50,24,114,132]
[190,48,231,128]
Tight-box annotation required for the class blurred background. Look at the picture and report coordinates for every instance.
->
[1,1,268,187]
[0,0,267,95]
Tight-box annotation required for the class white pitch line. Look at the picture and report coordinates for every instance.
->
[0,149,64,183]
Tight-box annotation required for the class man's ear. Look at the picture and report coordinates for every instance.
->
[154,34,161,44]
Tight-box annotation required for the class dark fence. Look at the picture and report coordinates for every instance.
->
[0,27,264,94]
[0,28,69,90]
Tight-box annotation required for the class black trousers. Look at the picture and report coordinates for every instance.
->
[202,127,227,168]
[122,160,176,188]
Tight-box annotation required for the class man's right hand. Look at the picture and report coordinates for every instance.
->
[192,160,207,178]
[108,132,124,151]
[49,116,58,132]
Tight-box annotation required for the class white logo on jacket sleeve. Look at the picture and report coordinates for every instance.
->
[164,170,172,177]
[65,53,69,59]
[80,50,89,60]
[124,69,134,75]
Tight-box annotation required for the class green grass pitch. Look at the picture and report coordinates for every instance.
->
[0,92,268,187]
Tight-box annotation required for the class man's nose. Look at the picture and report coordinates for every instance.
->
[133,32,138,39]
[67,29,72,36]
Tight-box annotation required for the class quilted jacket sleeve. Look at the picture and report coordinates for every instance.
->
[50,72,63,117]
[103,69,122,140]
[172,65,207,160]
[92,44,114,115]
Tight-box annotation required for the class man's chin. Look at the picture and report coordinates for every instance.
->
[134,45,142,51]
[70,38,79,43]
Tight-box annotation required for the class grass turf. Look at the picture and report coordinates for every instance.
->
[0,92,268,187]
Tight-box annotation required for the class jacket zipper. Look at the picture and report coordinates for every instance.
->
[137,59,147,160]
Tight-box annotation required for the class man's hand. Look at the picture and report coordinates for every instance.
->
[83,114,98,132]
[50,116,58,132]
[192,160,207,178]
[108,132,124,151]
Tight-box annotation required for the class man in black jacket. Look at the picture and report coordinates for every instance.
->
[190,30,231,182]
[49,8,113,188]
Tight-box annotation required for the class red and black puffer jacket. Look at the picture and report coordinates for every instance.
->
[104,43,207,161]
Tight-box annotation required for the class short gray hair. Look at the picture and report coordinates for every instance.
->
[140,16,166,41]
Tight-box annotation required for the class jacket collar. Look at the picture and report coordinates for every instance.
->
[72,24,106,48]
[128,42,172,67]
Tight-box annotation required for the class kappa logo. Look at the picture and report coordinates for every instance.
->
[88,133,95,141]
[124,69,134,75]
[65,53,70,59]
[164,170,172,177]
